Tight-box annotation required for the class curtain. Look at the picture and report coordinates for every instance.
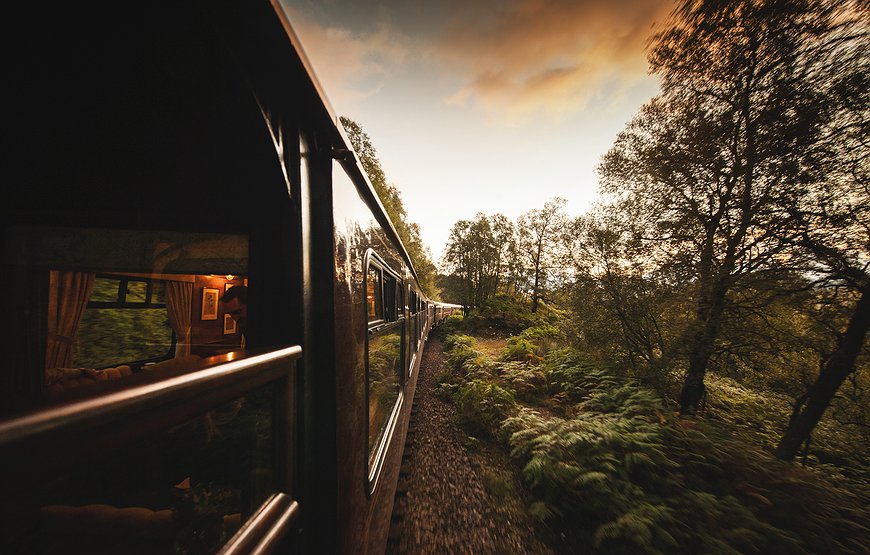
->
[45,271,95,369]
[166,281,193,357]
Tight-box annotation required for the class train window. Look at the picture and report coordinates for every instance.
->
[367,267,383,322]
[396,282,404,322]
[0,226,297,553]
[365,253,404,491]
[2,225,249,414]
[75,275,175,369]
[384,273,397,321]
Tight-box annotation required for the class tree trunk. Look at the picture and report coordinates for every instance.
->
[679,279,728,414]
[775,284,870,461]
[679,325,716,414]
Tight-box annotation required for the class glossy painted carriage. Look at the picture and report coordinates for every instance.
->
[0,2,459,553]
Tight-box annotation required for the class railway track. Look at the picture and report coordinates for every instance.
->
[386,338,556,555]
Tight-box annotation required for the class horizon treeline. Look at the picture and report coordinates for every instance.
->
[437,0,868,463]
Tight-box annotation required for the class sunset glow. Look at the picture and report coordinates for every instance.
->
[282,0,674,261]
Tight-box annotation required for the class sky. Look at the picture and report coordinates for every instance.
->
[280,0,675,263]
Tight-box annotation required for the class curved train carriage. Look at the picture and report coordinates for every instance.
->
[0,2,460,553]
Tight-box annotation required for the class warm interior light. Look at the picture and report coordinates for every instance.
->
[226,274,235,281]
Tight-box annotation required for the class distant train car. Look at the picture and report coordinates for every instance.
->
[0,2,450,553]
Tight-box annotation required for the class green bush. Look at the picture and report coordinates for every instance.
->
[519,323,560,356]
[433,368,460,400]
[444,334,492,380]
[443,333,476,351]
[543,348,618,402]
[501,359,870,554]
[455,379,517,439]
[437,313,465,338]
[463,295,535,335]
[500,336,540,363]
[496,361,547,402]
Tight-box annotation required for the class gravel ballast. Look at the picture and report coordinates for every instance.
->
[386,338,556,554]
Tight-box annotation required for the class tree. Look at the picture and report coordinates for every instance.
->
[340,117,437,294]
[565,209,679,386]
[600,0,863,413]
[440,213,515,307]
[772,16,870,458]
[516,198,568,313]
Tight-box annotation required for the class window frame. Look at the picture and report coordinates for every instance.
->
[78,273,177,368]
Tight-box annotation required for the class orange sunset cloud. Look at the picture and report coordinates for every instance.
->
[436,0,674,120]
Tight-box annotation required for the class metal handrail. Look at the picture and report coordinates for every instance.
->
[219,493,300,555]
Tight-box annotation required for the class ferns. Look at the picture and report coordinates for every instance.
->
[441,335,870,553]
[455,381,517,439]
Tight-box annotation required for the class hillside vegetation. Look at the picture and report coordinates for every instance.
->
[433,306,869,554]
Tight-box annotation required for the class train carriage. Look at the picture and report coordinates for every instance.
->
[0,2,453,553]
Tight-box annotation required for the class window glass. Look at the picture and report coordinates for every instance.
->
[89,278,121,302]
[366,256,403,489]
[367,267,382,322]
[76,307,173,368]
[2,226,249,413]
[367,324,402,479]
[126,280,148,303]
[74,276,175,368]
[396,285,403,320]
[151,281,167,304]
[383,274,396,322]
[0,385,278,554]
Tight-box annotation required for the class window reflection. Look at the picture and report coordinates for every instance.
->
[366,256,403,486]
[367,327,402,471]
[0,385,277,554]
[367,267,382,322]
[2,226,249,414]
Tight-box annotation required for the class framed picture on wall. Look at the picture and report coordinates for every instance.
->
[201,288,219,320]
[223,313,237,335]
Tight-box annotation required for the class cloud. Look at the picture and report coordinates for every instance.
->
[435,0,674,121]
[285,8,411,108]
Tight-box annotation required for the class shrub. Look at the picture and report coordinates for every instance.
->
[433,368,459,400]
[444,334,492,380]
[502,365,870,555]
[437,313,465,337]
[519,324,560,356]
[543,348,617,402]
[463,295,535,335]
[455,380,517,439]
[496,361,547,402]
[500,336,541,363]
[443,333,476,351]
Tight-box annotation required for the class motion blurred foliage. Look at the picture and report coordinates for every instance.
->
[433,0,869,465]
[441,336,870,553]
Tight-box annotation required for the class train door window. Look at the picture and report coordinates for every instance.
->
[365,252,404,492]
